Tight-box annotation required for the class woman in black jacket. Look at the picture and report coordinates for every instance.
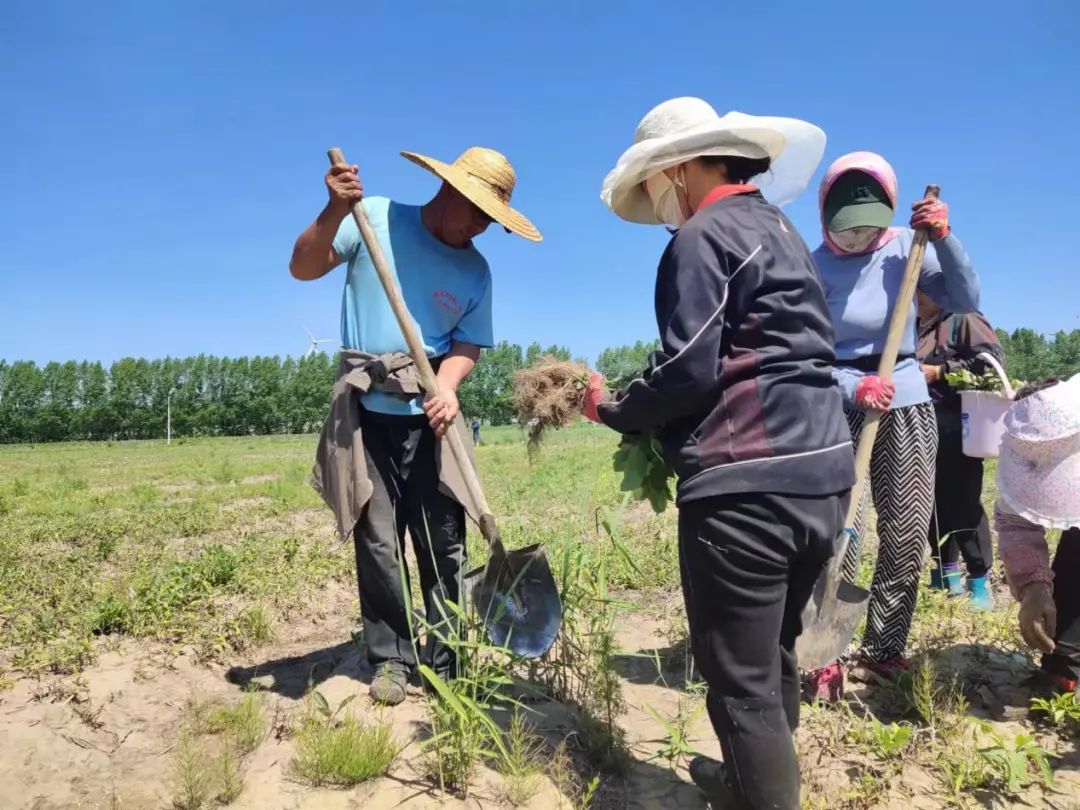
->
[917,291,1005,609]
[585,96,854,810]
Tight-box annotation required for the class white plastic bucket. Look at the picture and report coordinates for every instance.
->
[959,353,1015,459]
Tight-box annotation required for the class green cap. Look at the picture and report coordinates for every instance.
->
[824,171,894,232]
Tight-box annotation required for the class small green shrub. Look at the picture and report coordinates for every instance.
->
[200,545,238,587]
[290,696,398,787]
[89,595,132,635]
[499,710,544,806]
[205,692,265,754]
[237,603,275,647]
[216,744,243,804]
[171,731,212,810]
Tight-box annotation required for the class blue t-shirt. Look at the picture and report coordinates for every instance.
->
[333,196,494,416]
[813,229,980,410]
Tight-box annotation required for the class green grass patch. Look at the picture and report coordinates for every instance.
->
[290,695,399,787]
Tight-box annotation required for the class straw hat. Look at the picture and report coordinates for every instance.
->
[998,374,1080,530]
[601,97,826,224]
[401,147,541,242]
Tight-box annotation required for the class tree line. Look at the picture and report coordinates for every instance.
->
[0,330,1075,444]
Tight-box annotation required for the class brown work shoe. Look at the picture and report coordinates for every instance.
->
[370,662,408,706]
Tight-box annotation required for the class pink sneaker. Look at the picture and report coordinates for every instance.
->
[805,661,845,702]
[850,656,911,684]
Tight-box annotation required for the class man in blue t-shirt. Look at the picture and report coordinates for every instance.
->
[289,147,540,704]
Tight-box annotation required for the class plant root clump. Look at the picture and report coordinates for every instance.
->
[512,358,591,458]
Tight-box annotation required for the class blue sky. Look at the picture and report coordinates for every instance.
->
[2,1,1077,366]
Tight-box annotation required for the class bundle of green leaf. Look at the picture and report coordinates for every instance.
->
[612,434,674,513]
[944,368,1023,393]
[512,357,591,458]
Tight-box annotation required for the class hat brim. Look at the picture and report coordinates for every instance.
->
[826,201,895,232]
[998,434,1080,531]
[601,112,826,224]
[401,151,542,242]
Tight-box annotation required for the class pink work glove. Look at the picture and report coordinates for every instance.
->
[581,373,607,424]
[854,376,895,412]
[910,198,950,241]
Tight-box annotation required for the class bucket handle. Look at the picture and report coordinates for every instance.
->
[976,352,1015,399]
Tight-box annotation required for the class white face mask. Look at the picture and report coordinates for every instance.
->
[645,169,688,227]
[828,226,885,254]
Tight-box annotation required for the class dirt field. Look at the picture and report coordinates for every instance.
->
[1,428,1077,809]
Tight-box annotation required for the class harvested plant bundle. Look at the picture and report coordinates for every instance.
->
[513,357,675,510]
[944,368,1023,393]
[512,358,590,456]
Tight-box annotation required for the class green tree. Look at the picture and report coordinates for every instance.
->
[458,341,523,425]
[1051,330,1080,378]
[596,340,662,386]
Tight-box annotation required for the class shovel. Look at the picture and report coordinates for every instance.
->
[796,185,941,672]
[327,148,562,659]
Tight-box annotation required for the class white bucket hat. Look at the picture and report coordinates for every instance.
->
[998,374,1080,530]
[600,97,826,224]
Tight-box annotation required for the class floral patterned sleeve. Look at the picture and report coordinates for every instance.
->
[995,499,1052,600]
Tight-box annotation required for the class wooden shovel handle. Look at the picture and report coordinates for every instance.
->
[327,148,500,549]
[844,185,940,527]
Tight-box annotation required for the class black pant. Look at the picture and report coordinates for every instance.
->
[927,426,993,577]
[353,410,465,676]
[1046,528,1080,680]
[679,491,847,810]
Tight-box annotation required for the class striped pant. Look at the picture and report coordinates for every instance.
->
[841,402,938,662]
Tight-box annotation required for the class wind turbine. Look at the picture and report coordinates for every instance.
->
[302,323,336,358]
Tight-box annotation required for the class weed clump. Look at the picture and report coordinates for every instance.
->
[513,358,590,457]
[290,691,398,787]
[171,692,266,807]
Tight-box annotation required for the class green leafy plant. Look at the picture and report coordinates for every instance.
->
[612,434,673,514]
[842,708,913,761]
[1030,690,1080,729]
[644,698,704,770]
[976,724,1055,795]
[870,720,912,760]
[944,368,1022,393]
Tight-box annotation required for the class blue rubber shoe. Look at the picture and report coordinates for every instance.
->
[930,564,965,596]
[967,575,994,611]
[929,566,944,590]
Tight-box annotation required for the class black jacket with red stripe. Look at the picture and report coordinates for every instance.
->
[598,191,855,503]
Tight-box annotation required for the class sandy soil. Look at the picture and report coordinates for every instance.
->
[2,589,1078,810]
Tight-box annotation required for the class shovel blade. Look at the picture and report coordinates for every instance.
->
[796,580,870,672]
[466,543,562,659]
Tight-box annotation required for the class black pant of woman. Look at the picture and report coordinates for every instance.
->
[927,424,993,576]
[680,491,848,809]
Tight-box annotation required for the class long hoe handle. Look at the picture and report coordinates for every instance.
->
[327,147,504,556]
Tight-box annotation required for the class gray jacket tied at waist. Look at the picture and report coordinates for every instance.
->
[311,350,480,540]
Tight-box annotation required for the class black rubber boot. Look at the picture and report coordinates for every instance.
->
[689,756,737,807]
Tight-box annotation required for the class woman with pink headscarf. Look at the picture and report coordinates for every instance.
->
[811,152,981,686]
